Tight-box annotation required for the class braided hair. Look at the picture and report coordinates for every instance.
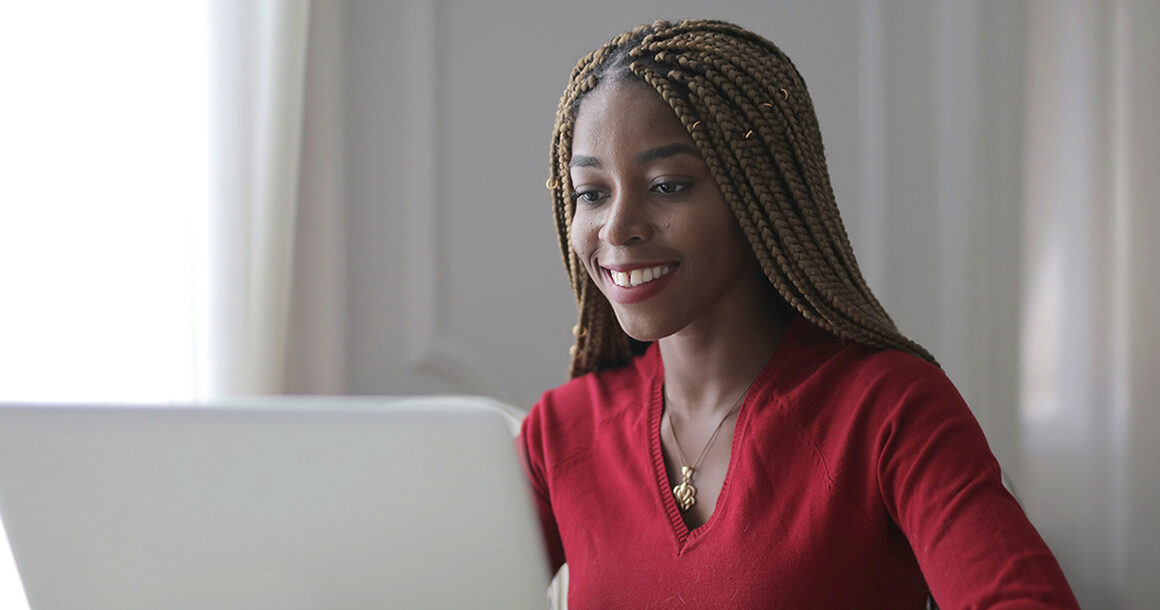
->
[549,19,936,378]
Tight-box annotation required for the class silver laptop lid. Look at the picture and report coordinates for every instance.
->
[0,396,548,610]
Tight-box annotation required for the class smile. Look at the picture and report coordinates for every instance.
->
[606,264,674,288]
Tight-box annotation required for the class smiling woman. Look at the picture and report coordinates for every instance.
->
[519,19,1080,609]
[568,81,769,345]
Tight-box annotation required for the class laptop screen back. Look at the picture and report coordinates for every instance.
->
[0,396,548,610]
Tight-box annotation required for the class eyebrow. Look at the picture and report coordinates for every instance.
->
[570,155,601,168]
[568,143,701,168]
[635,143,700,163]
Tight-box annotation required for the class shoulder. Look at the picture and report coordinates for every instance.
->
[534,345,657,420]
[767,320,975,465]
[520,345,659,466]
[775,320,959,417]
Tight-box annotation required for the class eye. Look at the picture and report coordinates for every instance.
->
[650,180,691,195]
[570,189,607,205]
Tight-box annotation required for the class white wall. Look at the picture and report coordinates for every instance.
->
[284,1,1158,607]
[330,0,1026,461]
[336,0,1001,408]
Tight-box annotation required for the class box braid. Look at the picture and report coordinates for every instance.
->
[548,19,937,378]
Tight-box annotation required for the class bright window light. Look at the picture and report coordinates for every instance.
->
[0,3,210,403]
[0,2,211,605]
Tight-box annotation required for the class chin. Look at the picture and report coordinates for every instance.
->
[613,313,678,343]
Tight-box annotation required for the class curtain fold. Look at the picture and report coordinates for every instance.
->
[283,0,348,395]
[1020,2,1160,607]
[1108,4,1159,606]
[198,0,312,397]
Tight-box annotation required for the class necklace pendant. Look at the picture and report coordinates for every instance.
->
[673,466,697,511]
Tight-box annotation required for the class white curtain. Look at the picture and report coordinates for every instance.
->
[0,2,317,606]
[198,0,312,397]
[283,0,349,395]
[1020,2,1159,607]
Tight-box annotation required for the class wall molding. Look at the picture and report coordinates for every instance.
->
[401,0,503,398]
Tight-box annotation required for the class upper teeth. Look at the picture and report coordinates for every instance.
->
[608,265,673,288]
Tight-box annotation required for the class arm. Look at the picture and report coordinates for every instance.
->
[517,404,567,575]
[875,368,1079,609]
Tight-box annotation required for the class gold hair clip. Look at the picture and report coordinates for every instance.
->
[690,120,701,131]
[780,88,789,101]
[744,130,754,139]
[762,102,774,109]
[546,178,557,190]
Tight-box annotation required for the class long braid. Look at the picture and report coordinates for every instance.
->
[550,20,936,378]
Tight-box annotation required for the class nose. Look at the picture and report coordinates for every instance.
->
[598,190,653,246]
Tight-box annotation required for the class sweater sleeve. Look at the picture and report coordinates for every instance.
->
[874,364,1079,609]
[517,401,566,575]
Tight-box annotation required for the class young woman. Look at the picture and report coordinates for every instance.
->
[519,19,1078,608]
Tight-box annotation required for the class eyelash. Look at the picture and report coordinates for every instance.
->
[570,181,691,204]
[651,180,690,195]
[570,189,606,204]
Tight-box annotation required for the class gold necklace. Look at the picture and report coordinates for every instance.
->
[664,366,765,512]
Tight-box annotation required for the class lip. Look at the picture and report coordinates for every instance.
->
[598,261,679,304]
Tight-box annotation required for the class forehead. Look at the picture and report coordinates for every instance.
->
[571,81,693,157]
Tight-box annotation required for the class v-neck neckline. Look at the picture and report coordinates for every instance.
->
[648,372,750,550]
[645,317,803,552]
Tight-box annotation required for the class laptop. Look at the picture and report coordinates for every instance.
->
[0,396,549,609]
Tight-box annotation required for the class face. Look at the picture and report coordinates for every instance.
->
[569,81,767,342]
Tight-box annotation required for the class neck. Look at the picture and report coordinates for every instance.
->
[659,290,793,418]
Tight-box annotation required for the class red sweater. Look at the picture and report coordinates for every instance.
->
[520,318,1078,609]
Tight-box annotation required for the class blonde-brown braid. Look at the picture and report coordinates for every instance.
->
[549,20,937,378]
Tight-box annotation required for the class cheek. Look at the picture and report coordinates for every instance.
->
[568,221,582,255]
[569,213,594,255]
[684,212,749,268]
